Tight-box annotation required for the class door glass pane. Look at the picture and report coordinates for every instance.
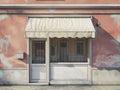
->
[32,41,45,64]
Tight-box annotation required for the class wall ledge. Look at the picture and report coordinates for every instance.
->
[0,4,120,9]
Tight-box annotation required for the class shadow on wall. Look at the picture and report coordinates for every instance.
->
[92,17,120,70]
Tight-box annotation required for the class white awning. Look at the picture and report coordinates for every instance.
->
[25,17,95,38]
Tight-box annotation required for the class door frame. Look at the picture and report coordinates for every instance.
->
[27,37,92,85]
[27,38,50,85]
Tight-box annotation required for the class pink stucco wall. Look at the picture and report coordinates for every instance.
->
[0,14,120,68]
[0,1,120,68]
[93,15,120,68]
[0,15,27,68]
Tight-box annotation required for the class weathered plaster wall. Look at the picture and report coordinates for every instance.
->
[92,69,120,84]
[90,15,120,85]
[0,69,28,84]
[0,0,120,4]
[92,15,120,68]
[0,15,27,68]
[1,14,120,69]
[0,4,120,84]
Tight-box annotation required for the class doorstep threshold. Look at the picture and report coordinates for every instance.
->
[29,82,48,85]
[50,80,91,85]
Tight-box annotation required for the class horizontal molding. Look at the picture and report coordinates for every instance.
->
[0,68,27,70]
[0,4,120,9]
[0,12,120,14]
[29,15,92,18]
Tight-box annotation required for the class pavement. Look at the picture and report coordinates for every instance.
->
[0,85,120,90]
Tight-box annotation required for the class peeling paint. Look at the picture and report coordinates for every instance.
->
[0,35,11,54]
[116,36,120,43]
[111,36,120,52]
[94,54,120,67]
[0,35,12,68]
[111,39,119,45]
[0,54,12,68]
[0,15,8,21]
[111,15,120,27]
[111,36,120,45]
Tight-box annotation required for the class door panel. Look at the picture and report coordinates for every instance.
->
[30,40,47,83]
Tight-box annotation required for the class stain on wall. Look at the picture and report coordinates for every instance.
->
[0,15,27,69]
[0,35,11,54]
[93,15,120,68]
[0,70,28,84]
[0,15,8,21]
[0,35,12,68]
[94,54,120,67]
[111,15,120,27]
[0,54,12,68]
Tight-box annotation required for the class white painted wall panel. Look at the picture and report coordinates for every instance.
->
[93,69,120,84]
[50,64,88,80]
[31,65,46,80]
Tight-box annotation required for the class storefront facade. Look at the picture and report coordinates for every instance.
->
[26,17,94,84]
[0,1,120,85]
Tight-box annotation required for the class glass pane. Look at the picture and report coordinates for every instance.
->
[60,41,68,62]
[50,38,87,63]
[32,41,45,64]
[77,42,84,55]
[50,45,55,56]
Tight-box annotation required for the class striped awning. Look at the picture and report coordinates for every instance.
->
[25,17,96,38]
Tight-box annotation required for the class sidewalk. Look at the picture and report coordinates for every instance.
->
[0,86,120,90]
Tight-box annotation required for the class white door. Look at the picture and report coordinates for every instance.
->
[29,40,47,83]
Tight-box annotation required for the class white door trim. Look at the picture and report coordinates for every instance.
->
[28,38,49,84]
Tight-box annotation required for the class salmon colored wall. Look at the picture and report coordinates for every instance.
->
[92,15,120,68]
[0,0,120,4]
[0,7,120,68]
[0,15,27,68]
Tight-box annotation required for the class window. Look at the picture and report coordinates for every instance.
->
[50,38,87,63]
[76,39,87,62]
[76,41,84,55]
[50,44,56,56]
[60,40,68,62]
[32,40,45,64]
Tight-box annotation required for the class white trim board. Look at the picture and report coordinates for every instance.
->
[0,4,120,9]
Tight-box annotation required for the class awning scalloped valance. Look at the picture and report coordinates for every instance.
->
[25,17,95,38]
